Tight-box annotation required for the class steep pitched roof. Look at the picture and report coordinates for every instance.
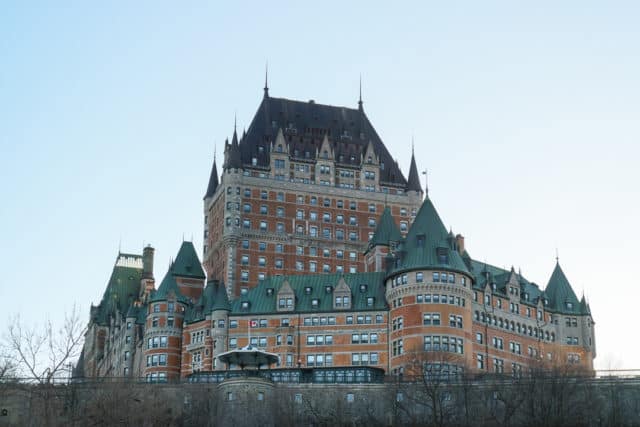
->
[186,280,232,323]
[406,149,422,193]
[391,197,469,275]
[544,262,581,314]
[236,95,408,187]
[92,255,143,326]
[150,268,190,303]
[368,206,402,248]
[231,272,387,315]
[203,155,219,199]
[171,241,206,279]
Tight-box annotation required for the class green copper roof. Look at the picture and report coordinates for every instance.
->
[150,269,190,304]
[544,262,581,314]
[231,272,387,315]
[92,256,142,326]
[186,280,231,323]
[368,206,402,249]
[390,197,469,276]
[171,241,206,279]
[469,259,546,307]
[579,295,591,316]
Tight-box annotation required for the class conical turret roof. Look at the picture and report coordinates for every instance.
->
[151,268,190,303]
[368,207,402,248]
[391,196,469,275]
[406,149,422,193]
[204,154,219,199]
[544,262,581,314]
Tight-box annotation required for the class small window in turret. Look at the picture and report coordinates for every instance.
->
[566,302,573,310]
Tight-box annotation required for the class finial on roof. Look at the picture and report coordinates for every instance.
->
[264,62,269,97]
[421,169,428,196]
[358,75,363,110]
[555,247,559,263]
[234,113,237,132]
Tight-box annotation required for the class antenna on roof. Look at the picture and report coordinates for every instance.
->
[358,75,363,110]
[118,236,122,254]
[182,233,185,242]
[234,113,237,132]
[264,62,269,97]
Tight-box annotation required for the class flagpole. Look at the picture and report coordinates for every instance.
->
[248,319,251,347]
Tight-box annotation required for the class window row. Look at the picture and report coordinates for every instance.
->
[390,272,467,287]
[351,352,379,365]
[306,335,333,345]
[474,311,556,341]
[146,354,167,367]
[416,293,466,307]
[424,336,464,354]
[147,336,168,349]
[306,353,333,367]
[351,333,379,344]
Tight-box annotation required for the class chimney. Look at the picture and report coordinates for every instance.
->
[455,234,465,255]
[142,245,155,280]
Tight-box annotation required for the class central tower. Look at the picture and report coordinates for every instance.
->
[203,88,423,298]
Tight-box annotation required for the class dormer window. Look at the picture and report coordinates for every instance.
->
[416,235,425,248]
[311,298,320,308]
[325,285,333,294]
[277,144,283,153]
[366,297,375,307]
[266,288,274,296]
[367,156,372,164]
[305,287,312,295]
[323,150,328,159]
[565,302,573,310]
[491,283,497,291]
[359,284,368,293]
[437,248,449,264]
[241,301,250,310]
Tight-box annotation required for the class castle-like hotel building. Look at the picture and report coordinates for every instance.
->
[78,86,596,382]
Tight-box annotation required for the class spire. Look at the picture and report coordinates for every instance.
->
[264,62,269,98]
[406,144,422,193]
[358,75,363,110]
[204,146,219,199]
[232,115,238,145]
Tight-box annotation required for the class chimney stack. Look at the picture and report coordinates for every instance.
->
[142,245,155,280]
[455,234,465,255]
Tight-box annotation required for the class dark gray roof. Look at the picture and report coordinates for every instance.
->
[204,155,219,199]
[406,150,422,193]
[231,95,408,187]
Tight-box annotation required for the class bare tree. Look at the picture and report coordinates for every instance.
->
[4,304,85,383]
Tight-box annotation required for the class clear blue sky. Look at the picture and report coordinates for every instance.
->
[1,2,638,370]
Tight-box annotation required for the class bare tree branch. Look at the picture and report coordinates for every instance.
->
[3,304,85,383]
